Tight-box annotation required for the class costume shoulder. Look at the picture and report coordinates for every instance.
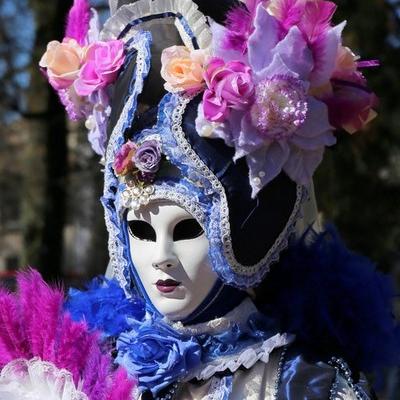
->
[276,345,374,400]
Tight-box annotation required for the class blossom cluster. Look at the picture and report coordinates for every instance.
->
[160,0,378,197]
[114,139,162,182]
[40,33,125,156]
[40,38,125,98]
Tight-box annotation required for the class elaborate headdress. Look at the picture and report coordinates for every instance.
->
[40,0,378,291]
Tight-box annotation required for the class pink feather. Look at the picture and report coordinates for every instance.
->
[0,289,28,365]
[107,368,137,400]
[224,0,264,53]
[65,0,91,45]
[274,0,303,31]
[17,269,64,360]
[299,1,337,43]
[54,315,93,384]
[0,269,136,399]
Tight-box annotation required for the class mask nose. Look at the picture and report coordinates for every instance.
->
[151,234,178,271]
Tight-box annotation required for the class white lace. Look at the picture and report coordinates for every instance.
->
[0,358,87,400]
[187,332,294,382]
[171,94,307,277]
[101,0,212,50]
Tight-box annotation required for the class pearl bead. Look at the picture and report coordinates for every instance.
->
[132,187,141,196]
[145,185,155,195]
[253,177,262,186]
[85,116,96,131]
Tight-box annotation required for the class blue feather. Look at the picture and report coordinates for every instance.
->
[65,277,145,338]
[256,226,400,372]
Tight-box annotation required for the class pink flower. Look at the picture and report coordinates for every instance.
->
[333,46,358,80]
[323,79,378,134]
[203,58,255,123]
[39,39,85,90]
[74,40,125,96]
[114,141,137,176]
[160,46,207,93]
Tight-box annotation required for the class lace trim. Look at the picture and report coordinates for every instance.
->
[149,185,206,225]
[186,332,294,382]
[171,94,307,281]
[100,0,212,50]
[168,298,258,335]
[103,31,152,295]
[0,358,87,400]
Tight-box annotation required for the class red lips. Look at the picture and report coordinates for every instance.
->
[155,279,181,293]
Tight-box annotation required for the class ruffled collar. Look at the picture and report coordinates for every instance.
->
[115,298,293,395]
[66,279,293,397]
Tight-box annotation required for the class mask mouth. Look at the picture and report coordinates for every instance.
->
[155,279,182,293]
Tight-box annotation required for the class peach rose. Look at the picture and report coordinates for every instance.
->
[160,46,207,93]
[333,46,358,80]
[39,39,85,90]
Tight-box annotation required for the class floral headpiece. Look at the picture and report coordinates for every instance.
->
[39,0,126,156]
[160,0,379,197]
[40,0,380,290]
[113,139,162,210]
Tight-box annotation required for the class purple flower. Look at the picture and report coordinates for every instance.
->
[114,141,137,176]
[203,58,255,123]
[134,140,162,174]
[116,322,201,395]
[198,4,337,197]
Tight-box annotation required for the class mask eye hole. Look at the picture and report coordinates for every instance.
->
[128,220,156,242]
[173,219,204,241]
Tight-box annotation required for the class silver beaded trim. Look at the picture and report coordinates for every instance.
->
[273,346,288,399]
[103,32,150,293]
[171,94,306,277]
[328,357,369,400]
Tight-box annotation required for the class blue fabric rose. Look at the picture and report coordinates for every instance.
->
[116,321,201,395]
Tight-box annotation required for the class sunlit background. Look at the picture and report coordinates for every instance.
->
[0,0,399,397]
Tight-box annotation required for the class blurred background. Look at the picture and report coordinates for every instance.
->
[0,0,399,397]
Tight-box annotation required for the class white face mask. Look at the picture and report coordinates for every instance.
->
[126,200,218,321]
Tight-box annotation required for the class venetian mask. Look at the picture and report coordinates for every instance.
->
[126,200,218,321]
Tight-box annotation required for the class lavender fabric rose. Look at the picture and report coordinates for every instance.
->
[134,140,162,174]
[116,322,201,395]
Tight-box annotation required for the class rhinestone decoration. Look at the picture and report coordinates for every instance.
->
[250,75,308,140]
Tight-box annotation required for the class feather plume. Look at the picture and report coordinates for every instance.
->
[223,0,265,53]
[256,226,400,372]
[66,277,145,338]
[0,269,136,399]
[65,0,91,45]
[299,1,336,43]
[107,368,137,400]
[0,289,27,365]
[17,270,64,360]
